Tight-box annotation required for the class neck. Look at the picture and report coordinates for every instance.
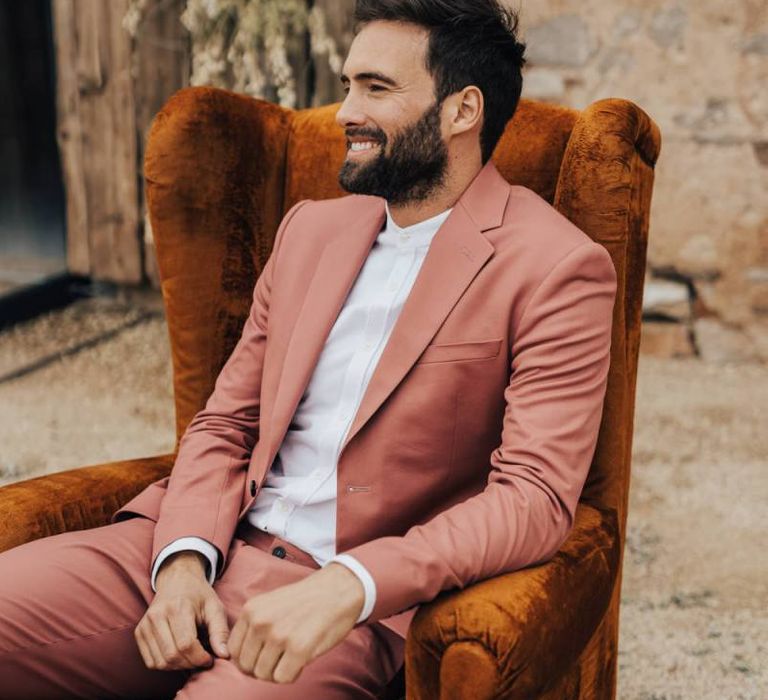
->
[387,154,482,228]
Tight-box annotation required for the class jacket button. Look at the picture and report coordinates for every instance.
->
[272,546,286,558]
[250,480,257,496]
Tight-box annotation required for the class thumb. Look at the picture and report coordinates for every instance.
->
[204,598,230,658]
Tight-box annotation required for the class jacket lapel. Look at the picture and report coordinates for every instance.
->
[263,160,510,471]
[263,201,385,469]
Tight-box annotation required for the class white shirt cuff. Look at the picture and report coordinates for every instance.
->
[150,537,219,592]
[323,554,377,624]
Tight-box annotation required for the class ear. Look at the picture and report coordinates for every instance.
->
[445,86,483,137]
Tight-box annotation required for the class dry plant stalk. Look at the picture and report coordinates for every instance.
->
[123,0,343,108]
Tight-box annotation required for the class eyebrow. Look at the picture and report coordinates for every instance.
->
[339,71,399,87]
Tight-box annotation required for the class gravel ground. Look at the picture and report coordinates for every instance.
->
[0,294,766,698]
[617,355,766,699]
[0,294,175,484]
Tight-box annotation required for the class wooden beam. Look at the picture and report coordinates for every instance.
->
[52,0,141,283]
[130,0,190,288]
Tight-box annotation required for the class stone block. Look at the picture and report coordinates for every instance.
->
[648,4,687,50]
[693,317,762,364]
[521,67,566,100]
[639,320,695,358]
[643,278,691,321]
[524,15,597,67]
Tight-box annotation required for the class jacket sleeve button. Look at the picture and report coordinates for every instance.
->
[250,479,257,496]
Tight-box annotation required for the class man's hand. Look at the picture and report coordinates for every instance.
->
[228,562,365,683]
[135,551,230,671]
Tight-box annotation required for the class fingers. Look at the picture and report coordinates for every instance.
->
[252,639,284,681]
[167,605,214,668]
[227,615,246,660]
[272,648,307,685]
[203,597,231,658]
[228,610,307,683]
[237,624,266,674]
[135,624,164,670]
[229,615,265,674]
[148,615,178,665]
[135,602,213,671]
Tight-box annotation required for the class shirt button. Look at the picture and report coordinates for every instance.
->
[272,546,286,558]
[279,501,290,512]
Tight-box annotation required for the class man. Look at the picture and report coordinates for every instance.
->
[0,1,618,698]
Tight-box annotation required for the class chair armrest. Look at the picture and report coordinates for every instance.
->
[0,453,175,552]
[405,502,620,700]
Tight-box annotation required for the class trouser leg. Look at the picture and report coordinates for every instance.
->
[0,517,405,699]
[0,517,189,699]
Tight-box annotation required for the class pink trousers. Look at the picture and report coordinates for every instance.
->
[0,517,404,699]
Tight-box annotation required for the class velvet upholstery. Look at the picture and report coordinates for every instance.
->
[0,86,660,699]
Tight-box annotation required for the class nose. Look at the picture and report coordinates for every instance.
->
[335,90,367,130]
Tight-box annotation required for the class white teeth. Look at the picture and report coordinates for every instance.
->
[350,141,375,151]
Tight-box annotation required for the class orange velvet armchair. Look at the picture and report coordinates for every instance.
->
[0,86,660,699]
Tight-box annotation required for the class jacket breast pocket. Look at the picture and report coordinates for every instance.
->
[416,337,503,364]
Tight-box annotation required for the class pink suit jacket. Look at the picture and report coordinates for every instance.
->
[113,160,618,640]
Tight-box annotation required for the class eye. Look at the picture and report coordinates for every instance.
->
[341,83,386,95]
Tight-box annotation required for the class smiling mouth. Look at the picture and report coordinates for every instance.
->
[347,140,380,157]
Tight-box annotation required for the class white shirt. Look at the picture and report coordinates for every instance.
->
[152,200,453,623]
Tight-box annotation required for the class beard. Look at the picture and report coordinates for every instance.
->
[337,99,449,206]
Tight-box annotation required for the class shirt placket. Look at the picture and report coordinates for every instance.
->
[337,242,415,447]
[266,495,294,536]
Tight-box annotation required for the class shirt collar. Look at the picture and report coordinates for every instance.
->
[379,199,453,247]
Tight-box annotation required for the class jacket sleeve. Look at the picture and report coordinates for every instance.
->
[150,199,311,576]
[338,240,618,624]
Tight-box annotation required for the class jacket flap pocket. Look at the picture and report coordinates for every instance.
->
[416,337,502,364]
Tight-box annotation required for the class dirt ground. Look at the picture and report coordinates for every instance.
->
[0,294,765,699]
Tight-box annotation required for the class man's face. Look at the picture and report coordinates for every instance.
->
[335,21,450,206]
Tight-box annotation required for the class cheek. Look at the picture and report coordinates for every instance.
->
[382,96,419,125]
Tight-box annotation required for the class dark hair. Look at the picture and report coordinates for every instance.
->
[353,0,527,164]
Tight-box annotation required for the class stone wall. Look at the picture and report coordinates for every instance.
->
[516,0,768,363]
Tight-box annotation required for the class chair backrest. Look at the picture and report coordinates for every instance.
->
[144,87,661,544]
